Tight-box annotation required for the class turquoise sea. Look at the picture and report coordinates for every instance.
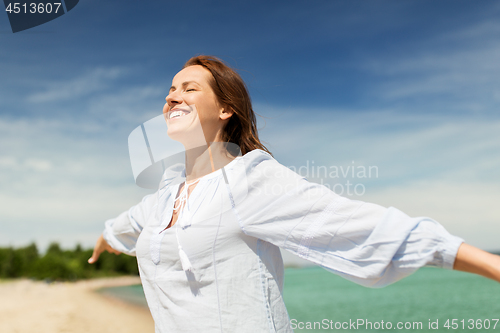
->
[100,267,500,332]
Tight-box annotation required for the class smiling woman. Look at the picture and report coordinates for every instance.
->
[88,55,500,333]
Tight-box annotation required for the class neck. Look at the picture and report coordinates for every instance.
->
[184,142,235,182]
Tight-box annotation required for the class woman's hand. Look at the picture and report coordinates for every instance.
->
[88,234,121,264]
[454,243,500,283]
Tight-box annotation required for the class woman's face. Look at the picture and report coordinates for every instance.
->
[163,65,231,146]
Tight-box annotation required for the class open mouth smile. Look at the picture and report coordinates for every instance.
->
[168,109,191,120]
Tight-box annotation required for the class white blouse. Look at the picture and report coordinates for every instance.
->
[103,149,464,333]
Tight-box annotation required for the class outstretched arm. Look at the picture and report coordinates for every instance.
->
[454,243,500,283]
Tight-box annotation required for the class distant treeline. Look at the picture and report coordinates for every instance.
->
[0,242,138,281]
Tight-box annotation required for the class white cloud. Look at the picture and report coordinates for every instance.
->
[86,85,165,125]
[0,156,18,169]
[23,158,52,172]
[0,182,153,251]
[358,19,500,110]
[27,67,126,103]
[0,115,152,247]
[258,105,500,182]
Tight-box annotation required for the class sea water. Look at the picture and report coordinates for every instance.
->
[102,267,500,332]
[284,266,500,332]
[98,283,149,308]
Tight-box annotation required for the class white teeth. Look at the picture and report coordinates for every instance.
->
[170,110,189,119]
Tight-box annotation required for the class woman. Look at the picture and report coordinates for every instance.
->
[89,55,500,332]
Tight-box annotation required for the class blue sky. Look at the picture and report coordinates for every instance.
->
[1,0,499,255]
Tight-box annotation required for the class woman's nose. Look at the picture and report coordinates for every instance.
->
[166,90,182,106]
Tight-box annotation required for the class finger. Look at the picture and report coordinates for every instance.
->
[88,239,105,264]
[88,248,102,264]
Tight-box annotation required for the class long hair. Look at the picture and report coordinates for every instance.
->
[183,55,273,157]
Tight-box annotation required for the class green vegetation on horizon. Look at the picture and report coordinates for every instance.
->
[0,242,138,281]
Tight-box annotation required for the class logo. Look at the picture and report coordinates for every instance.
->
[3,0,79,33]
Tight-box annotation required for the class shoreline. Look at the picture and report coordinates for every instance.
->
[0,276,154,333]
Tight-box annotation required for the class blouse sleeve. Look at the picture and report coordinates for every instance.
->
[102,193,156,256]
[232,151,464,288]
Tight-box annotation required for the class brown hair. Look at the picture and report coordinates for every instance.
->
[183,55,273,157]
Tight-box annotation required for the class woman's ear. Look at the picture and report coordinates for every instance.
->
[219,106,234,121]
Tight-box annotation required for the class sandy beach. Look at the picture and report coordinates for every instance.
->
[0,276,155,333]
